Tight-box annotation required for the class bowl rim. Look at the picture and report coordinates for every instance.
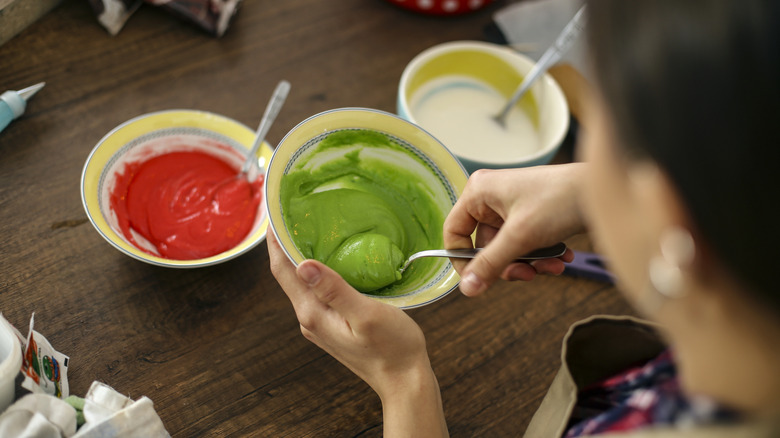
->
[265,107,469,308]
[81,108,272,268]
[0,320,22,376]
[398,40,570,167]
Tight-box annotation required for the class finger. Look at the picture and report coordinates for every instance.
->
[296,259,373,322]
[458,216,539,296]
[443,197,479,252]
[530,258,567,276]
[474,223,500,248]
[268,231,309,309]
[450,258,469,276]
[501,263,538,281]
[268,233,334,339]
[443,171,506,250]
[500,255,571,281]
[524,248,574,276]
[446,205,503,276]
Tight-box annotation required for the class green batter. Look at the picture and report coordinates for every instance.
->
[280,129,444,295]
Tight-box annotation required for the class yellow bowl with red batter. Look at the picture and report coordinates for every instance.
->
[81,109,273,268]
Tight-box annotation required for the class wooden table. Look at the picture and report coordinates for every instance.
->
[0,1,634,435]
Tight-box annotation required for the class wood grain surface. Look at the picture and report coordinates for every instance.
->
[0,0,635,435]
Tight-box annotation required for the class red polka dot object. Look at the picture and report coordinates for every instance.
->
[385,0,494,15]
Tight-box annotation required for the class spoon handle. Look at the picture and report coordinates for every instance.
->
[495,6,587,124]
[241,80,291,175]
[433,242,566,261]
[402,242,567,272]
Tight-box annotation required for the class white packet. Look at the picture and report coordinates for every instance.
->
[19,314,70,399]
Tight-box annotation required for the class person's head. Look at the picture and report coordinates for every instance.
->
[579,0,780,412]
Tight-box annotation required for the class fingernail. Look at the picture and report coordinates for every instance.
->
[461,272,486,296]
[298,262,322,286]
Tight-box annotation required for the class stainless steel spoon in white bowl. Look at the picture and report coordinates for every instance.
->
[399,241,567,273]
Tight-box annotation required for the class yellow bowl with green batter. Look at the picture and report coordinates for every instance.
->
[265,108,469,308]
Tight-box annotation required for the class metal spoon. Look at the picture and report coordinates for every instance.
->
[240,80,291,176]
[399,242,567,273]
[493,6,587,127]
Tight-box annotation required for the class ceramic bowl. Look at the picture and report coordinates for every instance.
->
[0,316,22,412]
[265,108,469,308]
[0,319,22,412]
[398,40,569,173]
[81,109,273,268]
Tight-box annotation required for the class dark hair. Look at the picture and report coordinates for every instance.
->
[586,0,780,312]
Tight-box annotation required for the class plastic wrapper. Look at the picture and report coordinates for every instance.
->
[1,313,70,402]
[86,0,142,36]
[87,0,241,36]
[18,314,70,399]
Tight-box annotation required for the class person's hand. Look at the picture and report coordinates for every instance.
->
[444,164,587,296]
[268,232,448,437]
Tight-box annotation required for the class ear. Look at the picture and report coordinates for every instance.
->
[630,164,726,282]
[628,163,693,248]
[628,162,734,326]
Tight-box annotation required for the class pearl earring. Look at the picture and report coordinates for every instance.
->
[648,226,696,299]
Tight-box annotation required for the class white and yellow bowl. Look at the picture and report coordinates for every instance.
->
[81,109,273,268]
[0,319,22,413]
[398,40,569,173]
[265,108,469,308]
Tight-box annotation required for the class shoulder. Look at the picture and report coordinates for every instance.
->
[524,316,780,438]
[524,315,666,437]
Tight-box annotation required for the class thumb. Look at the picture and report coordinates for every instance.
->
[297,259,370,316]
[459,224,533,296]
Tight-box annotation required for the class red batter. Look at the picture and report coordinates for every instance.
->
[110,150,264,260]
